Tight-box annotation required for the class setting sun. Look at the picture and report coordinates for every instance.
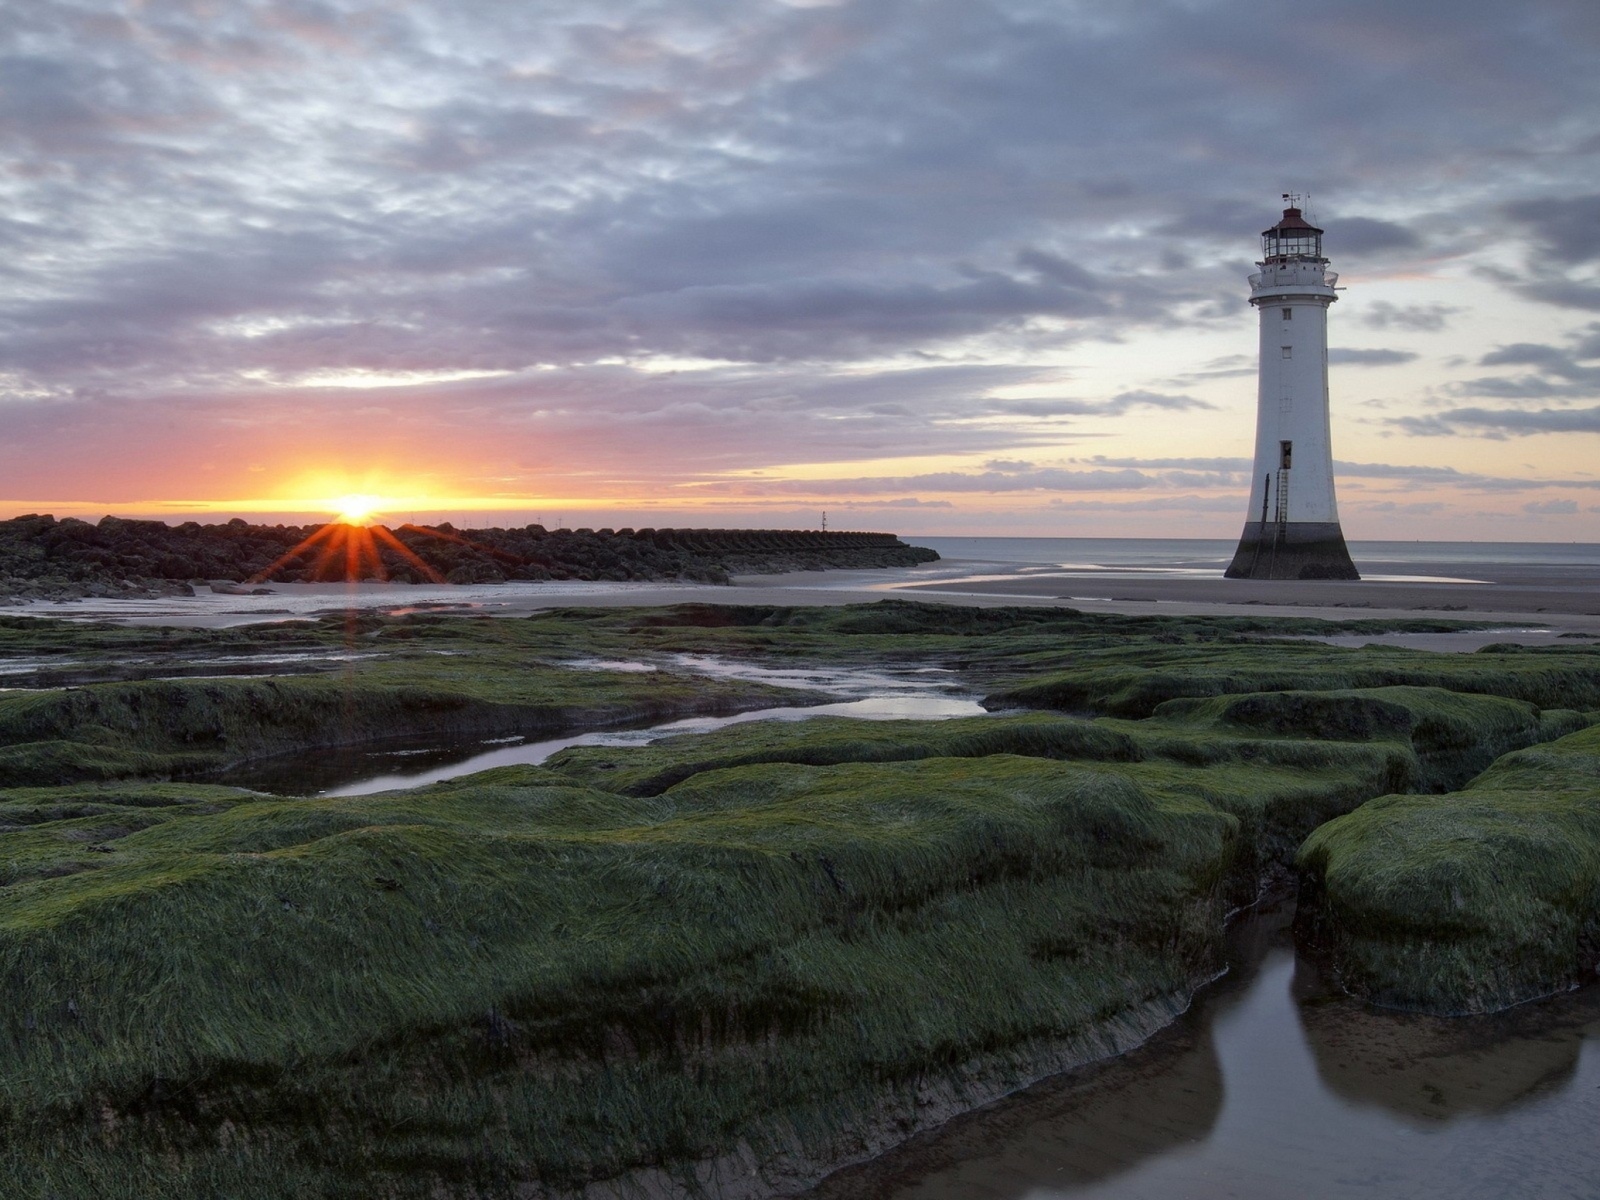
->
[330,493,385,526]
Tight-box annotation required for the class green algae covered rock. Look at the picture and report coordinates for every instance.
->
[0,759,1232,1198]
[3,606,1600,1192]
[1296,722,1600,1014]
[989,640,1600,718]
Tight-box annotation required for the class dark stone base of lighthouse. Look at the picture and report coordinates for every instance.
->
[1224,522,1360,581]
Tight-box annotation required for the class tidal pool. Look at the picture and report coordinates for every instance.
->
[810,903,1600,1200]
[211,654,986,796]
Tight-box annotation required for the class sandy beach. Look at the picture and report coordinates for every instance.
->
[880,549,1600,645]
[9,548,1600,649]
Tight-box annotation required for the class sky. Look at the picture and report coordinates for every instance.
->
[2,0,1599,540]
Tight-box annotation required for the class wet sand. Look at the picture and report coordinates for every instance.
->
[8,553,1600,645]
[876,561,1600,647]
[897,567,1600,617]
[752,554,1600,644]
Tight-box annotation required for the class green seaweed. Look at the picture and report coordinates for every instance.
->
[988,640,1600,717]
[0,757,1233,1197]
[1297,722,1600,1014]
[545,712,1140,796]
[0,658,811,786]
[1150,685,1591,790]
[2,601,1599,1194]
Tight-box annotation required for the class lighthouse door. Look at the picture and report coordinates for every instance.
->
[1275,441,1293,527]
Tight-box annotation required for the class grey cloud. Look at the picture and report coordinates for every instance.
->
[1391,406,1600,436]
[1480,343,1574,368]
[1328,348,1419,366]
[1101,390,1215,413]
[1358,501,1447,515]
[615,272,1125,361]
[1014,249,1110,291]
[838,498,954,508]
[705,456,1258,498]
[1082,455,1251,471]
[990,390,1214,418]
[1335,460,1600,490]
[1045,495,1240,514]
[1,0,1598,470]
[385,103,604,173]
[1497,198,1600,313]
[1161,471,1242,488]
[1523,499,1579,515]
[721,467,1160,496]
[1574,324,1600,359]
[1333,460,1478,480]
[1328,218,1422,257]
[0,56,109,149]
[1448,329,1600,400]
[1158,199,1260,244]
[0,362,1078,496]
[1171,354,1256,383]
[1516,281,1600,311]
[0,51,222,156]
[1356,302,1462,332]
[1453,375,1600,399]
[1504,195,1600,262]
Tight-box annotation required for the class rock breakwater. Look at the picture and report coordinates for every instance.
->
[0,515,938,600]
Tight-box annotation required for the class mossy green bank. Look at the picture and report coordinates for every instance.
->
[1297,721,1600,1013]
[3,760,1236,1197]
[1,601,1599,1195]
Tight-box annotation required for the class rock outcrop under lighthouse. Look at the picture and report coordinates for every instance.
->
[1225,203,1359,581]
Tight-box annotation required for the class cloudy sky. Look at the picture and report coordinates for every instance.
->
[3,0,1599,538]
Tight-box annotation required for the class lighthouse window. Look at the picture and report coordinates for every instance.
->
[1279,441,1293,470]
[1281,346,1292,358]
[1282,307,1292,320]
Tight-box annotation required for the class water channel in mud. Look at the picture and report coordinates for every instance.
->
[808,902,1600,1200]
[208,654,987,796]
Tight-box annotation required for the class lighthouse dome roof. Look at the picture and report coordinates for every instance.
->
[1263,206,1324,237]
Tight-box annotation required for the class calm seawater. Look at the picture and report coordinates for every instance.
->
[913,537,1600,571]
[812,904,1600,1200]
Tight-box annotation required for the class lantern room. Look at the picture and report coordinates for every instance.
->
[1261,202,1324,262]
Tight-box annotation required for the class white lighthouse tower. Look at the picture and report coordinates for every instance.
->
[1224,199,1359,580]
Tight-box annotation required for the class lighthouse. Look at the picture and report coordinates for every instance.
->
[1224,199,1359,580]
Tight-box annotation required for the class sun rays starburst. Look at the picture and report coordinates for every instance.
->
[249,507,447,585]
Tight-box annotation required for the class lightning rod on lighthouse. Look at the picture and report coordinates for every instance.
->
[1224,198,1360,580]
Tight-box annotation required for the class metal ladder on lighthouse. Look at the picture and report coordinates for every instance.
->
[1266,465,1290,577]
[1248,455,1293,578]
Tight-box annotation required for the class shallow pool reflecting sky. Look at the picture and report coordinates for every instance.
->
[209,654,987,796]
[815,906,1600,1200]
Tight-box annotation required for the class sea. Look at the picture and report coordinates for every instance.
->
[913,536,1600,571]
